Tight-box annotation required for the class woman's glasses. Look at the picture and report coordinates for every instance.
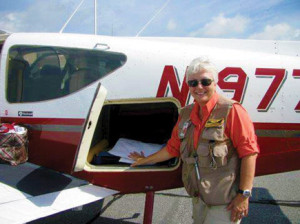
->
[187,78,213,87]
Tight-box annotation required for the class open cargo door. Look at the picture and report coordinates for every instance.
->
[73,83,107,172]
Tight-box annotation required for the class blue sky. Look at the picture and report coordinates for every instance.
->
[0,0,299,40]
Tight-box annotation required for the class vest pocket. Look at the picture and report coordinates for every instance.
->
[182,163,199,197]
[196,143,211,168]
[196,143,229,168]
[212,144,228,167]
[202,126,224,141]
[199,171,237,205]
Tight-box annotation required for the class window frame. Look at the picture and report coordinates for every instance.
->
[6,45,127,103]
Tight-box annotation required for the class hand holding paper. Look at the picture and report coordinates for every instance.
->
[109,138,165,164]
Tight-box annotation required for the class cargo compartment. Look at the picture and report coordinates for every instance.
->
[87,98,180,169]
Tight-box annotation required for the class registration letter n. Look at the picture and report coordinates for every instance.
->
[156,66,189,107]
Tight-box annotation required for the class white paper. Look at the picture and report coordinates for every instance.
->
[109,138,165,164]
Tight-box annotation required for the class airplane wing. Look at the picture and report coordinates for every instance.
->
[0,162,118,224]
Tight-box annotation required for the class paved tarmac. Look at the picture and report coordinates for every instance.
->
[30,170,300,224]
[94,170,300,224]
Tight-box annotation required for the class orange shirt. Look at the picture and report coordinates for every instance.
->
[166,93,260,158]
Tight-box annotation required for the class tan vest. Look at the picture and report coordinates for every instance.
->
[179,95,240,205]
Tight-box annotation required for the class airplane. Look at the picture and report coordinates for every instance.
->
[0,32,299,223]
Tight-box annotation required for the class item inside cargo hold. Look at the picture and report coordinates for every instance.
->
[93,138,165,165]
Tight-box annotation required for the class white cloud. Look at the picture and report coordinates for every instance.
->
[0,12,22,33]
[189,13,249,37]
[204,14,249,36]
[249,23,300,40]
[167,19,176,31]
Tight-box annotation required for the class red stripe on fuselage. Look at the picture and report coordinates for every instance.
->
[1,117,84,173]
[254,122,300,130]
[1,117,85,125]
[28,130,81,173]
[3,117,299,130]
[1,117,299,176]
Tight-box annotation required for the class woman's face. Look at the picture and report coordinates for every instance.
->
[188,71,216,106]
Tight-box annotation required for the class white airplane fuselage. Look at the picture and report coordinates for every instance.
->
[0,33,299,193]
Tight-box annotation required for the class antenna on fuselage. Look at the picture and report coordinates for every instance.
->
[94,0,97,35]
[59,0,86,33]
[135,0,171,37]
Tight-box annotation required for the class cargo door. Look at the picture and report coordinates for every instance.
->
[73,83,107,172]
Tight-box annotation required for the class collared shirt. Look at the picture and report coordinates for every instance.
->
[166,93,260,158]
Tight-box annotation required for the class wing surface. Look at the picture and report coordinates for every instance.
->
[0,162,118,224]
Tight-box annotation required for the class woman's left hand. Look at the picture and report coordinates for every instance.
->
[227,194,249,222]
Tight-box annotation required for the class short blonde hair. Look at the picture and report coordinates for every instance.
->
[186,57,218,83]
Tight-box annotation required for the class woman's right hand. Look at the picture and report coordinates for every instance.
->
[128,151,145,167]
[128,151,145,160]
[128,146,173,167]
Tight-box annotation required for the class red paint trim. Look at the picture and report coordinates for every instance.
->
[27,130,81,173]
[2,117,300,130]
[256,150,300,176]
[75,167,183,194]
[257,137,298,154]
[1,117,85,125]
[1,116,299,192]
[254,122,300,130]
[292,69,300,77]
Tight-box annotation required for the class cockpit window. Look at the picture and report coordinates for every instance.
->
[6,45,126,103]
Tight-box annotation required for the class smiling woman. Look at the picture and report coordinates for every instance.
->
[6,45,126,102]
